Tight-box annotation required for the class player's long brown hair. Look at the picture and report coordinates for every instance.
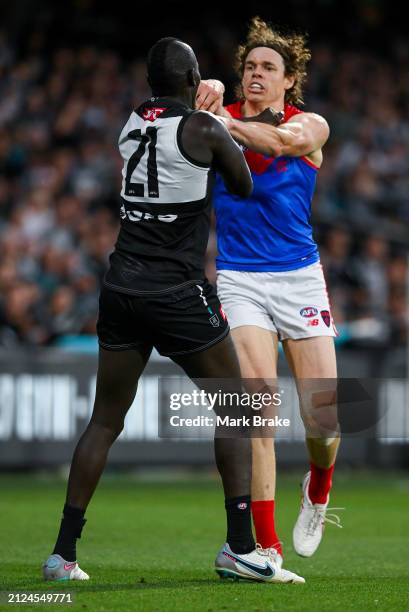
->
[235,17,311,106]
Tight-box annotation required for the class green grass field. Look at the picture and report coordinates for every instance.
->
[1,471,409,611]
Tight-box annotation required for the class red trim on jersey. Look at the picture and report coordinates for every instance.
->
[283,103,303,122]
[225,101,243,119]
[224,101,320,171]
[224,101,302,123]
[300,155,320,170]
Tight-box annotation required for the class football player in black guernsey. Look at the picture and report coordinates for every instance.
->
[42,37,304,584]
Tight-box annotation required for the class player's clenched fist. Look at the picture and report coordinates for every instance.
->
[196,79,225,114]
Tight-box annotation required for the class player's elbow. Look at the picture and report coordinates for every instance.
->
[226,175,252,198]
[235,175,253,198]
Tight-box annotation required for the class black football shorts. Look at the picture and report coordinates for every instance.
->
[97,280,229,356]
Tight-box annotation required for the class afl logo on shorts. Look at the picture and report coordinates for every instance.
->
[300,306,318,318]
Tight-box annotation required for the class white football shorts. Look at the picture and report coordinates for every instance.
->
[217,262,337,341]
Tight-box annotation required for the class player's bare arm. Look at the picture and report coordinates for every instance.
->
[181,110,253,197]
[223,112,330,164]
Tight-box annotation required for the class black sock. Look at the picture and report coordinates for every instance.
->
[52,504,86,562]
[225,495,255,555]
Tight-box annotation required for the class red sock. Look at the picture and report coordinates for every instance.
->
[251,500,282,557]
[308,462,335,504]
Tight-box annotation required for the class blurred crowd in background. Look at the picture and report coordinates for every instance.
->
[0,14,408,349]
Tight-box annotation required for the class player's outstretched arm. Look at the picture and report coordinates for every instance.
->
[181,111,253,198]
[222,112,330,158]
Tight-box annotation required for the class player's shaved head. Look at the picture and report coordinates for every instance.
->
[147,37,200,96]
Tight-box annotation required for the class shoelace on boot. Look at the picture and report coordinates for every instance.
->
[255,543,282,564]
[306,507,344,536]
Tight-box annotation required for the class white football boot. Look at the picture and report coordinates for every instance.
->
[43,554,89,581]
[293,472,343,557]
[215,543,305,583]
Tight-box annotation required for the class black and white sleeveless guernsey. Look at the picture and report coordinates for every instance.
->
[104,97,212,295]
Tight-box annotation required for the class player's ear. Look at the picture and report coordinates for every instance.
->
[187,68,201,89]
[186,68,195,87]
[284,74,295,91]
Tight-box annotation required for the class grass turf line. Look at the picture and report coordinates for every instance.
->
[0,472,408,611]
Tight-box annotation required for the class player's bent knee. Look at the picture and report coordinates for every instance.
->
[89,417,125,441]
[300,398,338,436]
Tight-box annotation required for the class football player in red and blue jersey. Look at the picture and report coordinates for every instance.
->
[197,17,342,562]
